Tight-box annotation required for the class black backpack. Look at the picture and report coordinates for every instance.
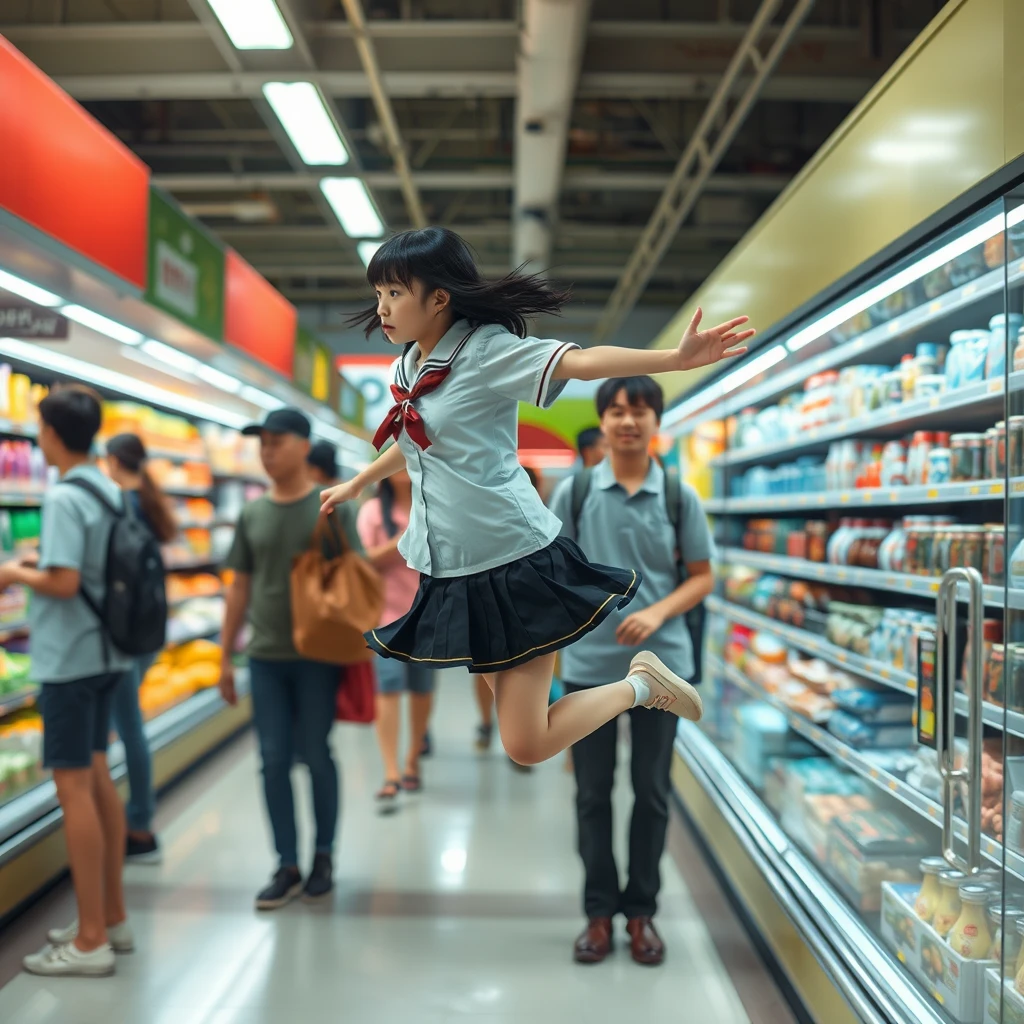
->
[64,477,168,658]
[568,466,707,684]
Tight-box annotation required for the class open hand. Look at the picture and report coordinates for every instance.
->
[677,307,755,371]
[616,606,666,646]
[320,479,362,515]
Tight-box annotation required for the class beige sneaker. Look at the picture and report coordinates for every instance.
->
[629,652,703,722]
[23,941,115,977]
[47,919,134,953]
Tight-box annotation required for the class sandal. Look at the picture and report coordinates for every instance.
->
[401,773,422,793]
[376,780,401,814]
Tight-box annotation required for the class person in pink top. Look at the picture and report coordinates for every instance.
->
[356,467,435,812]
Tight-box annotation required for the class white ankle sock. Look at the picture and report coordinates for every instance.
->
[626,674,651,708]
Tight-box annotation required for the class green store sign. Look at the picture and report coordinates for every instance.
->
[146,188,225,340]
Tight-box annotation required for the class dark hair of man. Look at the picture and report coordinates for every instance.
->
[595,376,664,421]
[38,384,103,454]
[576,426,603,455]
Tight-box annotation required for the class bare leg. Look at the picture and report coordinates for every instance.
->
[53,766,108,952]
[374,693,402,782]
[494,654,635,766]
[474,675,493,725]
[404,693,433,776]
[90,752,127,930]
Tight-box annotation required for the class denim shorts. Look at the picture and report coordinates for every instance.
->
[39,672,123,770]
[375,657,434,695]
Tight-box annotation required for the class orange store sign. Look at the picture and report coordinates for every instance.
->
[0,37,149,288]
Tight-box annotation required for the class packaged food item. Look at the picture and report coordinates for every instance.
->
[831,688,914,723]
[1008,792,1024,853]
[915,856,949,920]
[950,432,986,481]
[881,440,908,487]
[989,313,1024,380]
[806,521,830,563]
[949,884,994,959]
[1010,415,1024,477]
[960,525,986,574]
[934,870,967,937]
[1012,538,1024,587]
[990,644,1007,705]
[1015,326,1024,372]
[949,329,989,386]
[827,709,915,749]
[914,374,946,399]
[985,524,1006,585]
[993,907,1024,970]
[995,420,1008,478]
[927,447,952,484]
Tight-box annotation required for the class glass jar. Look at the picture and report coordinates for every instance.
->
[996,421,1008,478]
[986,427,999,478]
[928,447,952,485]
[915,857,949,920]
[933,525,955,575]
[960,525,986,574]
[996,909,1024,972]
[915,525,937,576]
[989,313,1024,380]
[934,870,967,937]
[986,524,1006,585]
[806,521,829,563]
[1011,415,1024,478]
[990,644,1007,705]
[1009,644,1024,714]
[949,884,994,959]
[951,433,987,481]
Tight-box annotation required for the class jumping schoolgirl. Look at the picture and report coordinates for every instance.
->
[320,228,752,766]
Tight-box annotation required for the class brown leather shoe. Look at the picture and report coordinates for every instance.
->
[626,916,665,965]
[574,917,614,963]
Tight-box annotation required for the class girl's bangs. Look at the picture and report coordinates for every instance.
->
[365,234,422,290]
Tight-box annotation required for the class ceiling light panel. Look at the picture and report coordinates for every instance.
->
[263,82,349,166]
[320,179,385,239]
[206,0,293,50]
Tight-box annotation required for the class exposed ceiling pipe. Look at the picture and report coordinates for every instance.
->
[512,0,592,274]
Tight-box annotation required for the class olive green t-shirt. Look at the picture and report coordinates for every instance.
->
[226,489,364,661]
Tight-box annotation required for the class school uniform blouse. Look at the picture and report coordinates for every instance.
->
[385,320,578,578]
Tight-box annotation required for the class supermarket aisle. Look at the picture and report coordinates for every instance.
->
[0,671,792,1024]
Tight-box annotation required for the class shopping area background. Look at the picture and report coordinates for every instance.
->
[4,1,1024,1023]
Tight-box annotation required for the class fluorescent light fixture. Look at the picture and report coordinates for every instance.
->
[320,178,385,238]
[0,337,248,429]
[205,0,292,50]
[62,305,143,346]
[717,344,787,396]
[357,241,382,267]
[195,363,243,394]
[263,82,349,166]
[240,385,286,410]
[140,339,200,374]
[0,269,62,308]
[787,206,1024,354]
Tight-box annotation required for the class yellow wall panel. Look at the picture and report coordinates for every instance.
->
[653,0,1011,402]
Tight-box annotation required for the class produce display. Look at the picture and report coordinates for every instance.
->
[140,639,223,720]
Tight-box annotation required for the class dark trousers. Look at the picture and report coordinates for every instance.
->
[566,682,677,919]
[249,658,340,869]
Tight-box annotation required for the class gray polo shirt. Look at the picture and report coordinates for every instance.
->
[389,320,578,577]
[31,464,132,683]
[550,459,714,686]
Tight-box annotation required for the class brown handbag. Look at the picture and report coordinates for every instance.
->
[291,513,384,665]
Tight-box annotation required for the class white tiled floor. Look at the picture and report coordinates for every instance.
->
[0,670,753,1024]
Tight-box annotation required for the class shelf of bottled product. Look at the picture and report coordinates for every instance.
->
[712,373,1022,471]
[707,593,1024,741]
[683,255,1024,438]
[718,547,1022,610]
[704,477,1010,515]
[706,652,1024,883]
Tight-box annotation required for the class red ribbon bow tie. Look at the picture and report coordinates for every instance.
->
[372,366,452,451]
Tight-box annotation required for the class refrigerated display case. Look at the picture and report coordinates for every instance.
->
[668,180,1024,1024]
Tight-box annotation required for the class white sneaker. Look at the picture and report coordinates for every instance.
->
[47,919,134,953]
[23,941,115,977]
[630,651,704,722]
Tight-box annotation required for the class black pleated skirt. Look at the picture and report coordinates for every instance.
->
[364,536,641,674]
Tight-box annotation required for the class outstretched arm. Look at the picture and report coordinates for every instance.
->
[320,441,406,514]
[553,308,754,381]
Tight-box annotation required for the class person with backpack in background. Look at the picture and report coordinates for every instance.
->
[3,387,141,976]
[357,465,435,812]
[104,433,177,863]
[576,426,607,469]
[549,376,714,968]
[219,408,364,911]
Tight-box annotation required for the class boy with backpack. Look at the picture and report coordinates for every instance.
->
[5,385,164,977]
[549,376,714,968]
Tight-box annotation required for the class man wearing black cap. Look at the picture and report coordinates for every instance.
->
[306,440,340,487]
[219,408,364,911]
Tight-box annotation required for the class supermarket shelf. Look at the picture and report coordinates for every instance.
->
[682,258,1024,438]
[711,374,1017,470]
[719,547,1019,609]
[0,685,36,718]
[705,593,916,694]
[165,625,219,648]
[705,477,1008,514]
[707,653,1024,882]
[0,489,44,507]
[168,589,223,609]
[0,620,29,641]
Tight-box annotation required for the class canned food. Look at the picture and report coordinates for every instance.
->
[1011,416,1024,477]
[951,433,987,481]
[986,524,1006,585]
[928,447,952,484]
[987,427,999,479]
[996,421,1008,478]
[960,525,986,574]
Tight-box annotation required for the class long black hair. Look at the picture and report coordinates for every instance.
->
[378,477,399,539]
[350,228,570,339]
[105,433,178,543]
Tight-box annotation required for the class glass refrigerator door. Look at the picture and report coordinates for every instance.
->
[693,194,1024,1024]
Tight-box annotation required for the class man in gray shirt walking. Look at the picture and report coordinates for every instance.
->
[550,376,714,968]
